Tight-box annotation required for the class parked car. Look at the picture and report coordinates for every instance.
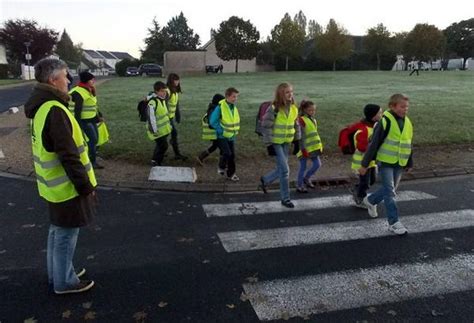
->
[125,66,139,76]
[138,64,162,76]
[206,65,220,73]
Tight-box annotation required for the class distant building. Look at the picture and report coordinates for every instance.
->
[0,44,7,65]
[81,49,135,74]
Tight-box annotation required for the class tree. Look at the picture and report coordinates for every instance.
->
[270,13,306,71]
[55,29,82,69]
[141,17,168,64]
[365,23,392,70]
[444,18,474,70]
[162,12,200,51]
[403,23,445,63]
[214,16,260,73]
[115,57,141,76]
[293,10,307,38]
[307,19,323,40]
[0,19,58,74]
[316,19,353,71]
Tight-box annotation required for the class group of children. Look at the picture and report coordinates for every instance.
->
[146,77,413,236]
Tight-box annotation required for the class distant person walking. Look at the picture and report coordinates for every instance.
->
[24,58,97,294]
[259,83,300,208]
[409,61,422,76]
[165,73,187,160]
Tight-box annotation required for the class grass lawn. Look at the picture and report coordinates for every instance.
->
[97,71,474,163]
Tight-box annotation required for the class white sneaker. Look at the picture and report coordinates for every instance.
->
[362,196,378,218]
[217,168,225,175]
[227,174,240,182]
[388,221,408,235]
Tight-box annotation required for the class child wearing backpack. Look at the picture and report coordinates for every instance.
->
[360,94,413,236]
[351,104,382,206]
[166,73,187,160]
[196,94,225,165]
[147,81,172,166]
[296,100,323,193]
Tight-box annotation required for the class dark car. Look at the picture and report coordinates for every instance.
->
[125,66,139,76]
[138,64,162,76]
[206,65,220,73]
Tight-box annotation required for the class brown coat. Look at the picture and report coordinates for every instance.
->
[24,83,97,227]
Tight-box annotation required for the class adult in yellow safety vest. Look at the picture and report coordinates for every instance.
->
[165,73,187,160]
[196,94,225,166]
[351,104,382,207]
[209,88,240,181]
[296,100,323,193]
[359,94,413,236]
[69,71,105,169]
[24,58,97,294]
[147,81,172,166]
[259,83,300,208]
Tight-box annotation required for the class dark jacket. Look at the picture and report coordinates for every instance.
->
[361,110,413,169]
[24,83,97,227]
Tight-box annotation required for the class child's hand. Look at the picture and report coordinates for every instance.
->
[302,149,310,158]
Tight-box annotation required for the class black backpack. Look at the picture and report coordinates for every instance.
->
[137,99,148,122]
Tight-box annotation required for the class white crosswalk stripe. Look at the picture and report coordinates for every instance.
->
[218,209,474,252]
[243,253,474,321]
[202,190,436,217]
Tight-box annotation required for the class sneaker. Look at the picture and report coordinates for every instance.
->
[304,178,315,188]
[217,168,225,175]
[151,160,161,167]
[281,200,295,208]
[354,199,368,209]
[76,268,86,278]
[362,196,378,218]
[258,177,268,194]
[296,187,308,193]
[227,174,240,182]
[55,280,95,295]
[388,221,408,235]
[196,156,204,166]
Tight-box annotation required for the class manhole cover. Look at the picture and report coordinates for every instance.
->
[0,127,18,136]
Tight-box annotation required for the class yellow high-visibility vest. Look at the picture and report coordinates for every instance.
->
[297,115,323,158]
[351,126,376,170]
[376,111,413,166]
[31,100,97,203]
[68,86,98,119]
[201,115,217,140]
[147,98,172,140]
[272,104,298,144]
[219,99,240,138]
[166,88,179,119]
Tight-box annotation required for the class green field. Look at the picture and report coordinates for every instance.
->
[98,71,474,162]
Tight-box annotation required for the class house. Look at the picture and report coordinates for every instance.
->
[81,49,135,74]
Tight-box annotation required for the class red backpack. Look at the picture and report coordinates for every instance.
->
[338,121,367,154]
[255,101,273,136]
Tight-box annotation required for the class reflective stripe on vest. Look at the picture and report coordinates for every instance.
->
[351,127,376,170]
[68,86,98,119]
[31,100,97,203]
[376,111,413,166]
[201,115,217,140]
[166,89,178,119]
[219,99,240,138]
[147,98,172,140]
[272,104,298,144]
[297,115,323,158]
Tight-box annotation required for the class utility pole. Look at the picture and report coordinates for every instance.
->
[24,41,32,80]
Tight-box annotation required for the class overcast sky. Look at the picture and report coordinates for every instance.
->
[1,0,472,58]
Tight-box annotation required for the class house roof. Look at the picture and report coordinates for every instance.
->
[97,50,117,59]
[110,51,135,59]
[200,38,214,50]
[83,49,104,59]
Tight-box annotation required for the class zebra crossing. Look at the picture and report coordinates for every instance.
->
[202,189,474,321]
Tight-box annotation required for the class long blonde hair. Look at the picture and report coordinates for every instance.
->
[272,82,295,112]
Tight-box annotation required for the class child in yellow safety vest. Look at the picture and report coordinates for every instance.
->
[165,73,187,160]
[196,94,225,165]
[352,104,383,206]
[296,100,323,193]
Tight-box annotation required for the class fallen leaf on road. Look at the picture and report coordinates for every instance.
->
[367,306,377,313]
[387,310,397,316]
[226,304,235,309]
[21,224,36,228]
[84,311,96,320]
[62,310,72,318]
[202,259,210,264]
[0,275,9,281]
[94,226,102,231]
[158,301,168,308]
[24,317,37,323]
[431,310,444,316]
[8,202,15,206]
[240,292,250,302]
[443,237,454,242]
[177,237,194,243]
[133,311,147,321]
[152,201,160,206]
[82,302,93,309]
[156,234,161,238]
[87,255,95,260]
[245,276,259,283]
[0,249,6,254]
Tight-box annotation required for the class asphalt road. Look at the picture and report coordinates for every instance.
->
[0,174,473,322]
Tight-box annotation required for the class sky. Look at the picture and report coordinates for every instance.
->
[1,0,472,58]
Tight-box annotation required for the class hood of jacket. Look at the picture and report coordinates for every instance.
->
[24,83,70,119]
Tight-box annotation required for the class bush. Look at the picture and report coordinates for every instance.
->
[0,64,8,79]
[115,58,141,76]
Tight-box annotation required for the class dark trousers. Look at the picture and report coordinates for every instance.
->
[217,139,235,177]
[152,135,169,165]
[409,69,419,76]
[80,120,98,164]
[355,167,377,201]
[169,118,180,156]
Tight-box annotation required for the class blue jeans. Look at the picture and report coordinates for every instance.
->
[297,156,321,187]
[81,121,98,164]
[262,143,290,201]
[368,165,403,225]
[47,224,80,291]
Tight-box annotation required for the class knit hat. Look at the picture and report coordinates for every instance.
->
[79,71,95,83]
[211,93,225,106]
[364,104,381,122]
